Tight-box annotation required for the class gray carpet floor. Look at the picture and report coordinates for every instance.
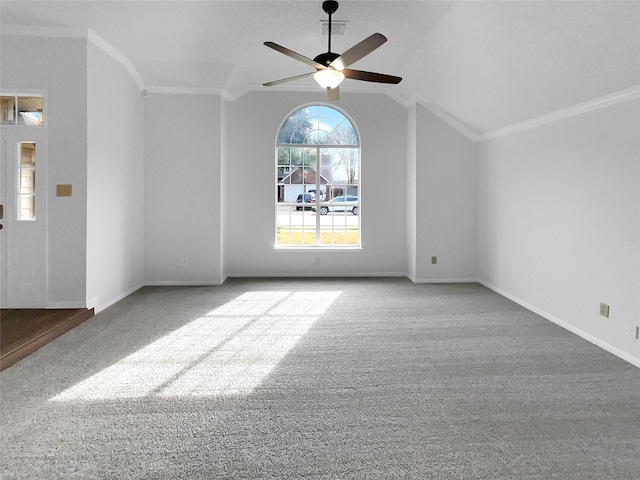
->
[1,278,639,479]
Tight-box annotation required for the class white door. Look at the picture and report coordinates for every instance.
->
[0,125,47,308]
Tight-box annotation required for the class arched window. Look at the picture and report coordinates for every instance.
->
[276,105,360,247]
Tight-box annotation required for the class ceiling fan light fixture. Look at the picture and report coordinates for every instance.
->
[314,68,345,89]
[263,1,402,94]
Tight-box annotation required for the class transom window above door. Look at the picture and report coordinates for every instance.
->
[276,105,360,247]
[1,95,43,126]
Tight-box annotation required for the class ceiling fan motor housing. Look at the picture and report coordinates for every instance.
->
[314,51,340,67]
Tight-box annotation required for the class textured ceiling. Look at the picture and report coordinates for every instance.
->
[2,0,639,135]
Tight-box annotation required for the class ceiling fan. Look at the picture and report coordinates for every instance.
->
[263,0,402,101]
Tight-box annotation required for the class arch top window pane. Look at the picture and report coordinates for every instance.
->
[340,123,358,144]
[277,105,357,146]
[305,129,333,145]
[277,118,298,144]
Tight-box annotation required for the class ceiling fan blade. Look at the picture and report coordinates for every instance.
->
[264,42,325,70]
[342,69,402,84]
[263,71,316,87]
[327,86,340,102]
[330,33,387,71]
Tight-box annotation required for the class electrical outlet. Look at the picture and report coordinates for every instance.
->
[599,303,610,318]
[431,256,437,265]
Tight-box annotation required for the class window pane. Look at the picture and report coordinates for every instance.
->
[18,142,36,220]
[291,147,304,166]
[277,106,359,146]
[319,106,357,145]
[320,148,359,185]
[19,196,35,220]
[302,149,316,167]
[278,109,315,144]
[277,118,295,144]
[277,147,290,166]
[1,96,16,125]
[19,169,35,194]
[291,106,311,122]
[20,143,36,167]
[276,105,359,247]
[17,96,43,125]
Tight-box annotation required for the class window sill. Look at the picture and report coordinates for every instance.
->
[273,246,363,252]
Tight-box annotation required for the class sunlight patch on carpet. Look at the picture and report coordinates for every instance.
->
[50,291,341,401]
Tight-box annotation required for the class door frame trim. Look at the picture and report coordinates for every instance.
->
[1,89,49,308]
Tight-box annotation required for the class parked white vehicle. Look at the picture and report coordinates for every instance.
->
[317,196,359,215]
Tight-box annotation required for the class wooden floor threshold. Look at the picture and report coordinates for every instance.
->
[1,308,94,371]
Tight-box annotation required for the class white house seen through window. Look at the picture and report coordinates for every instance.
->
[276,105,360,247]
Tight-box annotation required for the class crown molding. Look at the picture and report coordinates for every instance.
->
[222,85,266,102]
[412,96,481,142]
[2,26,147,91]
[87,30,146,90]
[7,24,634,143]
[481,85,640,141]
[146,86,223,96]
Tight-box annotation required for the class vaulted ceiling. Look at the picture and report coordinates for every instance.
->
[2,0,639,136]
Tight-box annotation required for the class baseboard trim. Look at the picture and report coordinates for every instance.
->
[91,284,145,314]
[478,280,640,369]
[412,277,478,284]
[225,272,407,279]
[144,281,225,287]
[47,301,87,309]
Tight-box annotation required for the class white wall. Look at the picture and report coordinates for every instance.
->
[1,35,88,307]
[144,93,222,284]
[223,91,407,277]
[86,41,145,312]
[478,98,640,364]
[414,104,479,281]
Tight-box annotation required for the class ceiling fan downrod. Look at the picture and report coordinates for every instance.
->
[324,1,339,53]
[315,1,341,67]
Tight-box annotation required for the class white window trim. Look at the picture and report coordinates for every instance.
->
[274,103,362,249]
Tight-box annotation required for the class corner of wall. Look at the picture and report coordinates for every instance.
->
[220,95,229,282]
[406,102,418,280]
